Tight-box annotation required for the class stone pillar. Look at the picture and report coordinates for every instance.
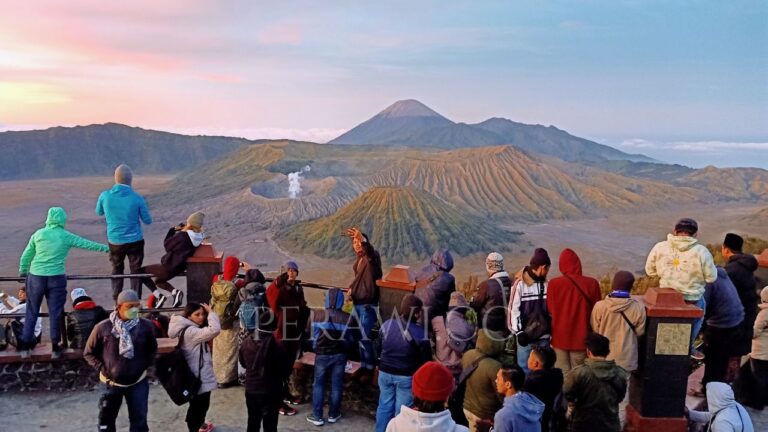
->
[185,243,223,305]
[626,287,704,432]
[376,265,415,320]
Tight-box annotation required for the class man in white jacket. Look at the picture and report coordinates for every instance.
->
[386,361,468,432]
[0,287,42,341]
[645,218,717,358]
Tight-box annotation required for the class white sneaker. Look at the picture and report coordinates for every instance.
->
[171,289,184,308]
[154,293,167,308]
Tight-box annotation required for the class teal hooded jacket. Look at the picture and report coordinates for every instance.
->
[19,207,109,276]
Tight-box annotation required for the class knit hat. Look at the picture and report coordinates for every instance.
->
[285,261,299,272]
[399,294,423,318]
[530,248,551,268]
[674,218,698,235]
[612,270,635,292]
[70,287,88,302]
[761,286,768,304]
[412,361,454,402]
[485,252,504,274]
[117,290,140,305]
[222,256,240,281]
[186,211,205,230]
[449,291,469,309]
[114,164,133,186]
[723,233,744,252]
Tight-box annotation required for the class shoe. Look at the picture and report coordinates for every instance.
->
[283,395,304,405]
[327,413,342,423]
[217,381,238,389]
[279,404,297,416]
[198,422,214,432]
[306,414,324,426]
[154,293,167,308]
[19,349,31,359]
[171,289,184,308]
[51,344,62,360]
[690,349,705,361]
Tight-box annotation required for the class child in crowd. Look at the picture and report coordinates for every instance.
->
[66,287,109,349]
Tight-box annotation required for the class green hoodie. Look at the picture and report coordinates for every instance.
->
[19,207,109,276]
[462,329,508,419]
[563,358,628,432]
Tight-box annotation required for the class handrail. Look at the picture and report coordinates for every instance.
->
[0,307,185,320]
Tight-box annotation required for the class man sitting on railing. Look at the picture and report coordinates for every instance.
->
[66,288,109,350]
[0,286,42,345]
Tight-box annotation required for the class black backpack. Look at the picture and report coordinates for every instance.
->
[5,318,24,349]
[156,327,203,405]
[0,322,8,351]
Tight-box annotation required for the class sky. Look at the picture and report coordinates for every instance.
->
[0,0,766,168]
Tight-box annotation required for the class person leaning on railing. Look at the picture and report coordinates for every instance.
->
[18,206,109,359]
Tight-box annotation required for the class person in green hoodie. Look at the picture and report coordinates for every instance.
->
[563,333,628,432]
[461,328,508,432]
[18,207,109,359]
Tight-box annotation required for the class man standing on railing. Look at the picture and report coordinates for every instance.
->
[96,164,153,302]
[18,206,109,359]
[84,290,157,432]
[346,227,383,380]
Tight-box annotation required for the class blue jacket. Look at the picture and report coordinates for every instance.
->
[309,288,360,355]
[703,267,745,329]
[378,318,431,376]
[493,392,545,432]
[95,184,152,244]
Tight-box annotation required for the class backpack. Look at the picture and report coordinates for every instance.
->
[0,322,7,351]
[156,327,203,406]
[5,318,24,349]
[238,284,267,331]
[211,280,237,324]
[448,354,488,426]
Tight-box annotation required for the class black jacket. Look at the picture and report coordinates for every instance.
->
[66,301,109,349]
[471,274,511,334]
[160,227,198,275]
[349,242,383,305]
[523,368,565,432]
[726,254,759,320]
[239,331,292,396]
[83,318,158,386]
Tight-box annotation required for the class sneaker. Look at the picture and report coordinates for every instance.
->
[690,349,705,361]
[171,289,184,308]
[19,349,31,359]
[279,404,297,416]
[306,414,324,426]
[327,413,342,424]
[283,395,304,405]
[154,293,167,309]
[198,422,214,432]
[51,344,62,360]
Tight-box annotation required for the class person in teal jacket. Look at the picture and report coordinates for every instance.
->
[96,165,153,301]
[18,206,109,359]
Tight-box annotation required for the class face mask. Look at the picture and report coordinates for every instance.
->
[125,307,140,320]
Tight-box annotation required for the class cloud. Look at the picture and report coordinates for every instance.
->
[157,126,346,143]
[616,138,768,152]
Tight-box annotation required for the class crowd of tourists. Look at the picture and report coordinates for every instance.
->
[3,165,766,432]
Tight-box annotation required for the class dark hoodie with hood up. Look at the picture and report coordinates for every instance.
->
[415,249,456,320]
[547,249,601,351]
[563,358,628,432]
[308,288,360,355]
[726,253,759,333]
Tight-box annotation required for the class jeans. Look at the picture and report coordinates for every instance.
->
[98,378,149,432]
[246,392,280,432]
[186,391,211,432]
[312,353,346,419]
[109,240,145,300]
[23,274,67,348]
[354,304,378,370]
[688,296,706,352]
[517,338,550,374]
[375,371,413,432]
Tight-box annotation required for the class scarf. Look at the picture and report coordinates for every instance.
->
[110,310,138,359]
[610,290,631,298]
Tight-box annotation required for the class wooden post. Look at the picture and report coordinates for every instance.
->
[185,243,223,305]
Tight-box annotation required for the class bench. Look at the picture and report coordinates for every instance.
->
[0,338,178,364]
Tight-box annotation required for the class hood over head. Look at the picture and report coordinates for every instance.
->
[558,248,583,276]
[706,382,738,413]
[222,256,240,281]
[430,248,454,272]
[45,207,67,228]
[668,233,699,252]
[324,287,345,310]
[476,329,505,356]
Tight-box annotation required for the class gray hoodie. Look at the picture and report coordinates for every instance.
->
[168,312,221,395]
[688,382,754,432]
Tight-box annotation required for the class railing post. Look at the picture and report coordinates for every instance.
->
[185,243,223,305]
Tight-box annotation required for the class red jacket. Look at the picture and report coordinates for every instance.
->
[546,249,601,350]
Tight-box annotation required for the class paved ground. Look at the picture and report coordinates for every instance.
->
[0,385,375,432]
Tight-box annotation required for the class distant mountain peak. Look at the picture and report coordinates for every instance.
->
[377,99,446,119]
